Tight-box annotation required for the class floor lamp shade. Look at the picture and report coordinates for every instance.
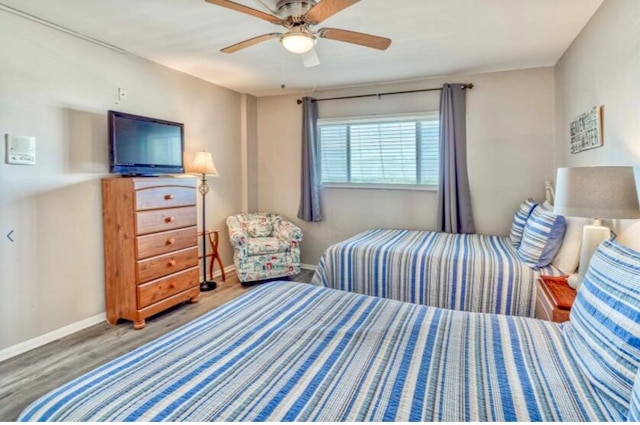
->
[187,151,219,177]
[186,150,219,291]
[553,166,640,288]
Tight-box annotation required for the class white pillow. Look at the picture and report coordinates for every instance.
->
[551,216,588,274]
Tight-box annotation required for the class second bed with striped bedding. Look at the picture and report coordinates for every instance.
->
[19,281,618,422]
[311,229,560,317]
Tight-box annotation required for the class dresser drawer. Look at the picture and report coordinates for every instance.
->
[137,267,199,309]
[136,206,197,235]
[136,246,199,283]
[135,186,196,211]
[136,227,197,260]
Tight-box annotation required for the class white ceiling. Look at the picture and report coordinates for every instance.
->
[1,0,603,97]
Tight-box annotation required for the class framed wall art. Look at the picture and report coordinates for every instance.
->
[570,105,603,154]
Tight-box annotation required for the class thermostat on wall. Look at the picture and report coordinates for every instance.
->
[5,134,36,165]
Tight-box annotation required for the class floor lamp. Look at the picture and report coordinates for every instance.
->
[553,166,640,289]
[187,151,219,292]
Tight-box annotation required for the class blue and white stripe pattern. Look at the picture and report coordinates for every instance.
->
[630,370,640,421]
[19,281,619,422]
[563,240,640,419]
[509,198,537,247]
[517,205,566,268]
[311,229,560,317]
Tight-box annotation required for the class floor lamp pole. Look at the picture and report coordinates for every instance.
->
[199,173,216,292]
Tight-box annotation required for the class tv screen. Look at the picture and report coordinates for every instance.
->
[108,110,185,176]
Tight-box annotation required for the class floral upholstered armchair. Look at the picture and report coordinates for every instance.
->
[226,213,303,283]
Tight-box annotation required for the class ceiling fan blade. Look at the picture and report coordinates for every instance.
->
[304,0,360,24]
[302,48,320,67]
[205,0,284,25]
[318,28,391,50]
[221,33,281,53]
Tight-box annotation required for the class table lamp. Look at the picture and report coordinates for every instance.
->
[553,166,640,288]
[186,150,219,292]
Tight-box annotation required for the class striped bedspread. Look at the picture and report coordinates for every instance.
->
[19,282,618,422]
[311,229,560,317]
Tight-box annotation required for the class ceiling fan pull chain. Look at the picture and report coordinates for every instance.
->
[311,66,318,93]
[280,46,287,89]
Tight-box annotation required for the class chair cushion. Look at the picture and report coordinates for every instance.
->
[563,240,640,418]
[509,198,537,247]
[517,205,566,268]
[247,214,272,238]
[247,237,289,255]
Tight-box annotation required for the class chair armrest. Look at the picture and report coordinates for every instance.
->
[226,215,248,248]
[272,217,303,242]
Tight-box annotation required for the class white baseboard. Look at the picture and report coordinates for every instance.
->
[1,264,306,363]
[301,263,318,271]
[0,313,106,363]
[205,265,235,281]
[221,265,235,276]
[0,267,237,364]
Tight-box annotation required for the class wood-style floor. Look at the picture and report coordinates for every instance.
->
[0,269,315,421]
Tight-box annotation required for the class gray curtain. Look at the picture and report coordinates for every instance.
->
[437,83,475,233]
[297,97,322,222]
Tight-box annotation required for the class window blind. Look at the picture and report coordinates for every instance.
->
[319,113,439,187]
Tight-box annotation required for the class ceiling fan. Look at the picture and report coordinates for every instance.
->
[205,0,391,67]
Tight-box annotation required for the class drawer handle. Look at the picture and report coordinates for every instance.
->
[164,194,174,200]
[166,238,176,246]
[167,259,176,267]
[165,216,175,223]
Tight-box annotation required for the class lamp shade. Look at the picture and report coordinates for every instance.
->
[553,166,640,219]
[186,151,219,176]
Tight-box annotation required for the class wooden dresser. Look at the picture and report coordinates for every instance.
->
[102,177,200,329]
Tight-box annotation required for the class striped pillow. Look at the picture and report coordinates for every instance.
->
[517,205,566,268]
[630,370,640,421]
[563,240,640,419]
[509,198,537,247]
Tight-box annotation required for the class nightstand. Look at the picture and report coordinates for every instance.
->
[535,275,577,322]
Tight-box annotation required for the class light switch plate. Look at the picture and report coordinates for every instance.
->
[5,134,36,165]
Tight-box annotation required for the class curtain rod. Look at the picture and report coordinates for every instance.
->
[296,83,473,104]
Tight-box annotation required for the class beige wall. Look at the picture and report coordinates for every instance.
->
[0,11,242,351]
[554,0,640,246]
[7,0,635,355]
[240,94,259,212]
[257,67,556,263]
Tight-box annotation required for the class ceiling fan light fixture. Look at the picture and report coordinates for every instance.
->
[281,31,316,54]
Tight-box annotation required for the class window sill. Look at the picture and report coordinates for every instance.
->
[320,183,437,192]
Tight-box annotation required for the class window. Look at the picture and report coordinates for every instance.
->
[318,113,439,188]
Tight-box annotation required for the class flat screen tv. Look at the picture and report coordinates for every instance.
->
[108,110,185,176]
